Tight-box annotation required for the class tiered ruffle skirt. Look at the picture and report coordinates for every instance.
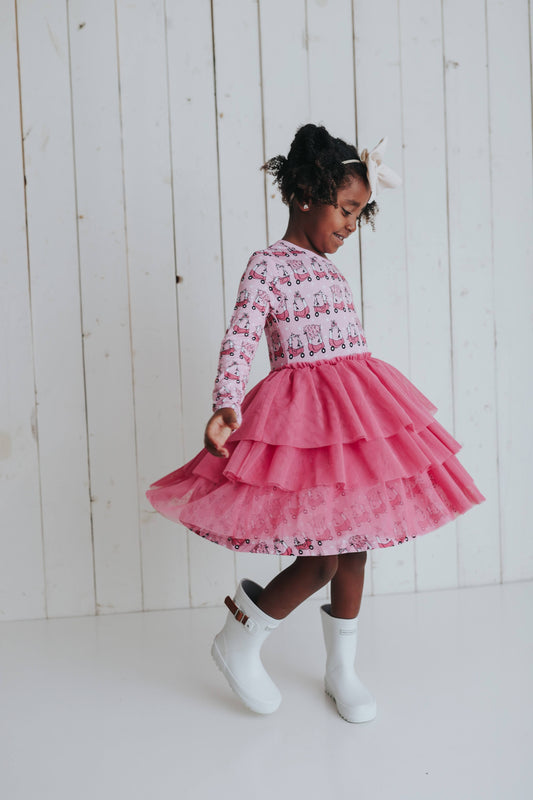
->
[146,352,486,556]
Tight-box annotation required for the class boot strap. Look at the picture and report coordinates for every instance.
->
[225,595,253,629]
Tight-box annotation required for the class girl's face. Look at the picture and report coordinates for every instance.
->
[298,176,371,256]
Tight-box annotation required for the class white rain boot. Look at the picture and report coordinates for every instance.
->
[320,603,377,723]
[211,579,282,714]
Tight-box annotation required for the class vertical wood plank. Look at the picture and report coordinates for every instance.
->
[398,0,458,591]
[486,0,533,581]
[442,0,499,587]
[115,0,189,610]
[16,0,95,618]
[69,0,142,613]
[0,1,46,620]
[166,0,244,605]
[353,0,414,595]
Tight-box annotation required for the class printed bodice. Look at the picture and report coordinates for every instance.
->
[213,239,369,422]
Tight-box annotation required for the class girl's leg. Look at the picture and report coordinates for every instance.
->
[330,551,368,618]
[256,555,338,619]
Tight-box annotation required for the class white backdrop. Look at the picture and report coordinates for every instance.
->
[1,0,532,621]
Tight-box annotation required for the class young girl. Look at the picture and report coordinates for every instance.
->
[146,124,486,724]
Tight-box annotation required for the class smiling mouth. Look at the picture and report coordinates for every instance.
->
[334,233,345,242]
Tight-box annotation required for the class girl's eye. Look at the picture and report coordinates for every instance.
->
[341,208,351,217]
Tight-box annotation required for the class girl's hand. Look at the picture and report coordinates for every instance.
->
[204,408,240,458]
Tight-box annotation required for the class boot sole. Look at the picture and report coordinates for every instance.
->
[211,638,281,715]
[325,683,377,724]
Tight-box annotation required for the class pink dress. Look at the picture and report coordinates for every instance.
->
[146,239,486,556]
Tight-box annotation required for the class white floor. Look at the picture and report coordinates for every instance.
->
[1,580,532,800]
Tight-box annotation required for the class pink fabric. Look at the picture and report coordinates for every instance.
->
[230,352,438,447]
[146,351,486,556]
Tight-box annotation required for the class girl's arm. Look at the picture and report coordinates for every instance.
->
[211,252,275,423]
[206,252,275,456]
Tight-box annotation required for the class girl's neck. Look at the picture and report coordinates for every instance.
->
[281,221,325,258]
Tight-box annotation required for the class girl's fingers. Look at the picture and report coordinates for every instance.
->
[204,432,226,457]
[204,423,231,457]
[203,408,240,458]
[204,436,229,457]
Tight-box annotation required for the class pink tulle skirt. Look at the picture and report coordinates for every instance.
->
[146,352,486,556]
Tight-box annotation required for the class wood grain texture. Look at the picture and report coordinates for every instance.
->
[116,0,189,610]
[16,0,95,619]
[0,1,46,620]
[398,0,458,592]
[68,0,143,614]
[442,0,499,587]
[486,0,533,581]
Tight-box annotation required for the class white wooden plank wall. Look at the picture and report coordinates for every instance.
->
[6,0,96,620]
[1,0,531,621]
[486,0,533,582]
[398,0,456,592]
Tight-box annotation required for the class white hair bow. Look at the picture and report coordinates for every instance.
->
[342,136,402,204]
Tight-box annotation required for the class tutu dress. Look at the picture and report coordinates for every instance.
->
[146,240,486,556]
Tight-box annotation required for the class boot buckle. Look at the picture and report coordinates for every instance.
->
[224,595,256,631]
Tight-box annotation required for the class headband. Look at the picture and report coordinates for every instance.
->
[342,136,402,204]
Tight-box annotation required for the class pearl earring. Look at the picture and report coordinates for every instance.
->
[303,204,309,210]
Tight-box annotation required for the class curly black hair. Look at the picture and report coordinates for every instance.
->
[261,123,378,230]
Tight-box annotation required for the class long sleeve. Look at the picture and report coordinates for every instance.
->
[212,252,275,425]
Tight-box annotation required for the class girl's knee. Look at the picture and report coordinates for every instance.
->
[318,554,339,583]
[296,554,338,586]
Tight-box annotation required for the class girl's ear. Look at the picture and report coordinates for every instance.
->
[296,196,311,212]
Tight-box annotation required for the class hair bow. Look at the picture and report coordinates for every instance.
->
[342,136,402,204]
